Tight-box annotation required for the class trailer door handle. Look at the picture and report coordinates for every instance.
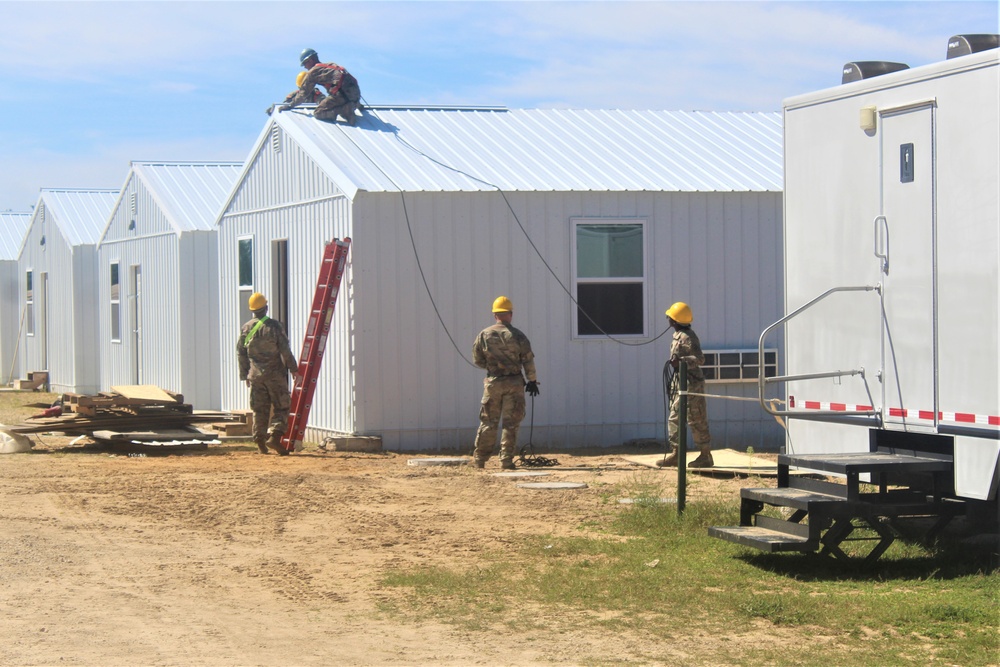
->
[873,215,889,275]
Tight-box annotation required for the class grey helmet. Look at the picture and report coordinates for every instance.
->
[299,48,318,66]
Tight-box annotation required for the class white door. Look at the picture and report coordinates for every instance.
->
[879,105,936,427]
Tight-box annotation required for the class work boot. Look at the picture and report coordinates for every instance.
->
[689,447,714,468]
[469,458,486,469]
[656,450,679,467]
[255,439,269,455]
[268,434,289,456]
[501,459,516,470]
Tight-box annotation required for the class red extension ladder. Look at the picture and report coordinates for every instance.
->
[281,238,351,452]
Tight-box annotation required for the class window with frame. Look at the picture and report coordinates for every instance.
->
[573,220,646,336]
[238,237,254,321]
[25,271,34,336]
[702,349,778,382]
[110,262,121,342]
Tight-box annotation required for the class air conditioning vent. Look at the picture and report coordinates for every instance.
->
[842,61,910,84]
[946,34,1000,59]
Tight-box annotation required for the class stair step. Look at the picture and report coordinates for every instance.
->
[742,486,845,510]
[708,525,818,553]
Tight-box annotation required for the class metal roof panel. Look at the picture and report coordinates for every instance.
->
[0,211,31,260]
[37,189,120,247]
[130,161,244,232]
[274,107,782,194]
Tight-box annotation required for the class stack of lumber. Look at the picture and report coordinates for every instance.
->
[8,385,240,448]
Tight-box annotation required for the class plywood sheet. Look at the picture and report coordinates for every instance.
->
[111,385,178,403]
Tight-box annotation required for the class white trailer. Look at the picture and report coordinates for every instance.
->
[712,40,999,560]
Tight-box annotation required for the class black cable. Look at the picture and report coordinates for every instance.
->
[660,359,675,465]
[335,103,478,369]
[360,102,669,349]
[517,393,559,467]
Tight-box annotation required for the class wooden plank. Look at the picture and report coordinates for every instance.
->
[111,385,179,403]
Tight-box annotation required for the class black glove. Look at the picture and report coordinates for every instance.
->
[669,355,680,369]
[265,104,275,115]
[525,381,540,397]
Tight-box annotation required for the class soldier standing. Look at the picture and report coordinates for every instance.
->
[471,296,539,470]
[658,302,714,468]
[281,48,361,125]
[237,293,299,455]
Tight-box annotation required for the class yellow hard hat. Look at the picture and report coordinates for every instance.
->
[492,296,514,313]
[665,301,692,325]
[248,292,267,311]
[296,71,307,88]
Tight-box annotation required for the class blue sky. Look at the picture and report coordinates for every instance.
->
[0,1,996,210]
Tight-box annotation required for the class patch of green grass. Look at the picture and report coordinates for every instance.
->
[379,473,1000,666]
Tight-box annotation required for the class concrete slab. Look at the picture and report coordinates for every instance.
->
[407,457,470,467]
[622,448,780,476]
[516,482,588,490]
[491,471,551,478]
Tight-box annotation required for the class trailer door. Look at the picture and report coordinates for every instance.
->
[879,104,936,427]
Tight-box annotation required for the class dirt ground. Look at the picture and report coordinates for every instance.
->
[0,433,765,667]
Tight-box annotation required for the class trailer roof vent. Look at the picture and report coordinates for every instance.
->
[842,61,909,84]
[946,34,1000,59]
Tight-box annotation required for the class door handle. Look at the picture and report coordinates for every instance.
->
[873,215,889,275]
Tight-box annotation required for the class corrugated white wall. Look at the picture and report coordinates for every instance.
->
[350,190,784,451]
[0,260,22,385]
[99,176,222,408]
[19,220,101,394]
[219,124,355,436]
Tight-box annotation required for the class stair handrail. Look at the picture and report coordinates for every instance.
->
[759,284,881,419]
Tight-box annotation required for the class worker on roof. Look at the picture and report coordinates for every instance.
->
[470,296,539,470]
[658,302,714,468]
[237,293,299,455]
[278,48,362,125]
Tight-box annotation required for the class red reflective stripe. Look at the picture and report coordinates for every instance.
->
[889,407,906,417]
[857,405,874,411]
[830,402,847,411]
[804,401,822,410]
[990,416,1000,426]
[954,412,976,423]
[918,410,936,420]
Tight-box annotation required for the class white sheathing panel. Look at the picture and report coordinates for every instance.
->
[0,259,22,384]
[218,128,354,434]
[350,190,783,450]
[97,164,237,408]
[18,190,116,394]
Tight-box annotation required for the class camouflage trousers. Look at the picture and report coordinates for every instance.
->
[249,373,292,446]
[473,376,526,463]
[667,378,712,449]
[314,80,361,124]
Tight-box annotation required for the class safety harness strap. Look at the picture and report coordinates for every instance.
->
[244,316,269,347]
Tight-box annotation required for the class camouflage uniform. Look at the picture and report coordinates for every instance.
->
[668,326,712,450]
[237,315,298,453]
[287,62,361,124]
[472,323,537,466]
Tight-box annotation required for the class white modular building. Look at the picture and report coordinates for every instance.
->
[18,189,120,395]
[218,106,785,451]
[1,211,32,385]
[97,161,244,409]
